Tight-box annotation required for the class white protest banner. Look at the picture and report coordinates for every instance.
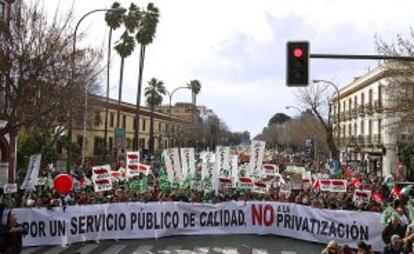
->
[0,162,9,187]
[249,140,266,175]
[237,177,253,190]
[353,189,372,204]
[253,181,267,194]
[4,183,17,193]
[230,155,239,180]
[201,152,215,192]
[319,179,331,192]
[263,164,278,177]
[163,148,182,182]
[126,152,143,177]
[180,148,196,178]
[20,154,42,191]
[216,146,231,179]
[330,179,347,193]
[92,165,112,192]
[10,201,385,252]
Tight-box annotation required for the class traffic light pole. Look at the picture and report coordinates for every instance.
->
[310,54,414,61]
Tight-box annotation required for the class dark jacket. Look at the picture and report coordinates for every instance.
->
[3,224,25,254]
[383,244,405,254]
[382,223,406,244]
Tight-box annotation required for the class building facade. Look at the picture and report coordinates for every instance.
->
[332,64,414,177]
[72,95,191,159]
[155,102,200,123]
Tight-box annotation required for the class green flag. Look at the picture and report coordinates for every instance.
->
[380,206,399,227]
[408,203,414,223]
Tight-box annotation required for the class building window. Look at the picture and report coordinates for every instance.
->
[353,123,357,137]
[378,119,382,135]
[158,121,161,132]
[368,89,373,106]
[354,96,357,108]
[109,137,113,151]
[142,119,146,131]
[122,115,127,129]
[360,120,364,135]
[349,98,352,111]
[93,136,102,155]
[110,112,114,128]
[368,120,372,137]
[94,111,101,126]
[127,138,132,149]
[349,124,352,137]
[361,92,365,106]
[139,138,146,149]
[378,85,382,104]
[133,118,137,130]
[77,135,83,148]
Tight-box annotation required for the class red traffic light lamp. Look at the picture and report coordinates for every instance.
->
[286,41,309,86]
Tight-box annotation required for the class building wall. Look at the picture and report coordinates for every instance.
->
[332,65,414,176]
[73,96,189,158]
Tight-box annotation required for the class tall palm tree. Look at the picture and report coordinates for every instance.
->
[133,3,160,150]
[114,31,135,128]
[187,80,202,124]
[104,2,124,154]
[145,78,166,155]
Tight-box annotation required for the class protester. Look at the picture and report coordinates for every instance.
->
[321,240,341,254]
[383,234,405,254]
[382,216,407,245]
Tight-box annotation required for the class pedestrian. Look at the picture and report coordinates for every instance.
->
[321,240,341,254]
[383,234,405,254]
[382,216,406,244]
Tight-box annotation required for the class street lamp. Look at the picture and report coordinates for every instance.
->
[285,105,303,115]
[72,7,127,169]
[312,79,341,147]
[164,86,190,147]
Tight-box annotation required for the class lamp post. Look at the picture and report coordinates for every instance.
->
[164,86,190,148]
[313,79,341,147]
[72,7,126,169]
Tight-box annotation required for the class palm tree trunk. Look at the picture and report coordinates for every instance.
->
[104,28,113,158]
[117,57,125,128]
[133,45,146,150]
[149,105,155,155]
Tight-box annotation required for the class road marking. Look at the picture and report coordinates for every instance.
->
[281,252,297,254]
[74,243,99,254]
[222,247,239,254]
[42,246,67,254]
[21,247,42,254]
[101,244,127,254]
[193,247,209,253]
[132,245,154,254]
[252,249,268,254]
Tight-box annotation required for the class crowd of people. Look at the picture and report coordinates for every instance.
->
[1,152,414,253]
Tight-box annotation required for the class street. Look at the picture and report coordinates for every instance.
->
[21,235,324,254]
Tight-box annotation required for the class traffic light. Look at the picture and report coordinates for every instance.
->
[286,41,309,86]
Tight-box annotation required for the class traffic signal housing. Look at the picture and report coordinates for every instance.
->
[286,41,309,86]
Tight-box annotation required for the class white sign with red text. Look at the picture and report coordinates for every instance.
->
[92,165,113,192]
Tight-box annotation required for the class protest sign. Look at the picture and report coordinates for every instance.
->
[201,152,215,192]
[180,148,196,178]
[353,189,372,204]
[249,140,265,175]
[216,146,231,179]
[330,179,347,193]
[163,148,182,182]
[0,162,8,188]
[229,155,239,180]
[237,177,253,190]
[253,181,267,194]
[4,183,17,193]
[263,164,278,177]
[92,165,113,192]
[10,201,384,252]
[126,152,142,177]
[21,154,42,191]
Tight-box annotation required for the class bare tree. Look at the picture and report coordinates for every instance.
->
[295,83,339,159]
[0,2,102,151]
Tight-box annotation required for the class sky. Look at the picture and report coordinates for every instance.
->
[37,0,414,137]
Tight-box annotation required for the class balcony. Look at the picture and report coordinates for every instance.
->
[357,135,365,146]
[373,134,382,145]
[374,100,383,113]
[358,105,365,117]
[365,103,373,115]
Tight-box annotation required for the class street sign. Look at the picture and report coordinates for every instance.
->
[115,128,126,149]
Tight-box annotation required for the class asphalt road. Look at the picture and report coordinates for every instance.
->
[21,235,325,254]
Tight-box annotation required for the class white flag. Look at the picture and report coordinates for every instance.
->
[249,140,266,175]
[180,148,196,178]
[20,154,42,191]
[163,148,182,182]
[216,146,230,179]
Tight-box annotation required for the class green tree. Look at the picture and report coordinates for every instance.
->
[268,113,291,126]
[134,3,160,150]
[104,2,124,154]
[145,78,166,154]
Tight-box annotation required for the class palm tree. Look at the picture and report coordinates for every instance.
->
[104,2,124,154]
[133,3,160,150]
[187,79,202,107]
[145,78,166,155]
[114,31,135,128]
